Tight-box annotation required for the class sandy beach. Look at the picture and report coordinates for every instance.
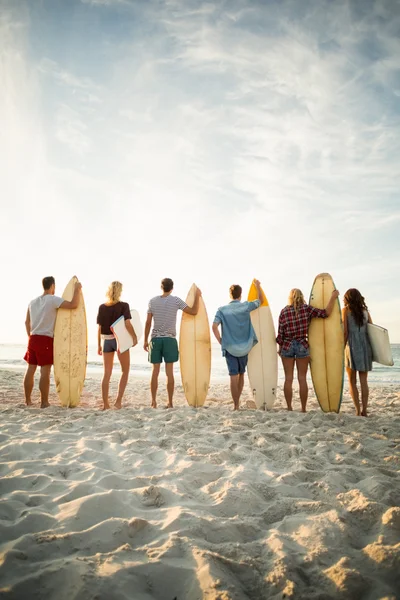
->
[0,369,399,599]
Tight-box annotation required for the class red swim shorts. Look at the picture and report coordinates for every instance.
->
[24,335,54,366]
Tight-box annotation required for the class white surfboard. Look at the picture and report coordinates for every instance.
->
[367,323,394,366]
[54,276,87,408]
[111,309,142,353]
[247,280,278,410]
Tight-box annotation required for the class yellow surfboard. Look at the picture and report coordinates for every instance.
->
[54,276,87,407]
[179,283,211,407]
[247,280,278,409]
[308,273,344,413]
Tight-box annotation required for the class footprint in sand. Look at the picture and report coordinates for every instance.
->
[142,485,165,507]
[128,517,149,537]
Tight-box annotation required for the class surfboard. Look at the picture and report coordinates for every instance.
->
[308,273,344,413]
[111,309,143,353]
[54,276,87,408]
[247,280,278,410]
[179,284,211,407]
[367,323,394,366]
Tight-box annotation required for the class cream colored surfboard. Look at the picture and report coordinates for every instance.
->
[367,323,394,366]
[308,273,344,413]
[54,276,87,408]
[179,284,211,407]
[247,281,278,410]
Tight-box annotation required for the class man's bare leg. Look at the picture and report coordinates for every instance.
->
[39,365,52,408]
[230,375,241,410]
[24,364,37,406]
[238,373,245,398]
[165,362,174,408]
[151,363,160,408]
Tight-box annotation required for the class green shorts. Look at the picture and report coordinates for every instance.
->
[149,337,179,364]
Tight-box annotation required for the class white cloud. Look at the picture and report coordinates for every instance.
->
[80,0,128,5]
[38,58,98,91]
[55,104,92,155]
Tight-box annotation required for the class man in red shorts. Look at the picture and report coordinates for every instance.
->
[24,276,82,408]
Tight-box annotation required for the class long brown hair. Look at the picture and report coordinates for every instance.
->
[288,289,305,313]
[344,288,368,328]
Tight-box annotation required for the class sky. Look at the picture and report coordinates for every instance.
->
[1,0,400,345]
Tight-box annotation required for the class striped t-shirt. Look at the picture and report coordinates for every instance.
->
[148,295,188,338]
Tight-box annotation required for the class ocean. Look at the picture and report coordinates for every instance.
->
[0,343,399,384]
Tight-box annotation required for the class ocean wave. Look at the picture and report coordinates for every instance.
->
[1,354,399,383]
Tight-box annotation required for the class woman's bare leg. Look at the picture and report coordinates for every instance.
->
[281,357,295,411]
[346,367,360,415]
[359,371,369,416]
[296,357,310,412]
[102,351,114,410]
[115,349,130,408]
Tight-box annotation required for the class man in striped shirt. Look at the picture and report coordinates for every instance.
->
[144,278,201,408]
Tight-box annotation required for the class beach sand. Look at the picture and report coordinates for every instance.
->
[0,369,399,599]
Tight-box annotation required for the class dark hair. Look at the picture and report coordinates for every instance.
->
[230,284,242,300]
[161,278,174,293]
[42,276,55,291]
[344,288,368,328]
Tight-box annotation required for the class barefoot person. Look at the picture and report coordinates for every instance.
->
[342,289,373,416]
[97,281,138,410]
[144,278,201,408]
[276,288,339,412]
[24,276,82,408]
[212,281,263,411]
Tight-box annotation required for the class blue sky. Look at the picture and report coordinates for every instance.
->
[1,0,400,343]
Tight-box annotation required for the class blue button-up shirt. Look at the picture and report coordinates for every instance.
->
[214,299,260,357]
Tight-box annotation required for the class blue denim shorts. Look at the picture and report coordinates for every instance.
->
[103,338,117,353]
[225,351,248,376]
[281,340,309,359]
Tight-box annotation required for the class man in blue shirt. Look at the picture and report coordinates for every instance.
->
[212,280,263,410]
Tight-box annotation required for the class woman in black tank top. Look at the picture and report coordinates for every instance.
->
[96,281,137,410]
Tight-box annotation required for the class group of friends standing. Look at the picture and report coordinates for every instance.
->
[23,276,373,416]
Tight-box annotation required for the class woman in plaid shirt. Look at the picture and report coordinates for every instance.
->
[276,288,339,412]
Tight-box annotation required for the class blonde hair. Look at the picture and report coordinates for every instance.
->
[106,281,123,304]
[288,288,305,313]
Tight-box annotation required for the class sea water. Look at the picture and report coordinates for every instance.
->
[0,343,399,384]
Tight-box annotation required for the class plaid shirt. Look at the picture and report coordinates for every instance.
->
[276,304,327,351]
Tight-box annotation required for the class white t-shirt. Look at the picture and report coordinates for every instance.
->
[29,295,64,337]
[148,295,187,338]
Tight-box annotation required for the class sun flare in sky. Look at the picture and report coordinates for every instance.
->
[1,0,400,345]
